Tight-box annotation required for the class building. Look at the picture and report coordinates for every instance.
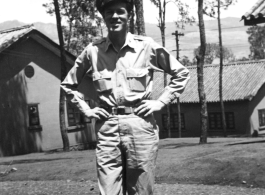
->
[152,61,265,138]
[0,25,97,157]
[241,0,265,26]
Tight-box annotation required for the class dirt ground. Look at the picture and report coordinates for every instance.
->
[2,181,265,195]
[1,137,265,194]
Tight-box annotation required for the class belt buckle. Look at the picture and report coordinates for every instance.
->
[117,106,125,115]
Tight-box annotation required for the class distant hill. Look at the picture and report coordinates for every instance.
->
[146,17,251,60]
[0,18,251,59]
[0,20,25,31]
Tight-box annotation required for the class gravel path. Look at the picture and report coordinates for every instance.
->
[1,181,265,195]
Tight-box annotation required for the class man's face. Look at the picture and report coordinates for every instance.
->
[103,2,129,33]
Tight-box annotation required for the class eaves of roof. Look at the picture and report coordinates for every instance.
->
[242,0,265,25]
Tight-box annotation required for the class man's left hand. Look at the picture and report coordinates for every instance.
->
[134,100,166,117]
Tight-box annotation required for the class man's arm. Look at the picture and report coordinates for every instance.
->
[155,48,190,105]
[135,40,190,117]
[61,47,110,119]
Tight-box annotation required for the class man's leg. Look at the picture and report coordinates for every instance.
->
[119,115,159,195]
[96,117,124,195]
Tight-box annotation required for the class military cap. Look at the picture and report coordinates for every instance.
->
[96,0,133,15]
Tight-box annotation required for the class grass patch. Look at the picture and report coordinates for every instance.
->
[1,137,265,189]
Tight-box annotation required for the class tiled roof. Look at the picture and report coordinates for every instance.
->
[0,24,35,53]
[0,24,76,64]
[242,0,265,25]
[152,60,265,103]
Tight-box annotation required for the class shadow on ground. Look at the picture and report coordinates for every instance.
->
[227,140,265,146]
[159,142,218,149]
[0,158,72,165]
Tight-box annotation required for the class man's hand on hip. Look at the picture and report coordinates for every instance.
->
[84,107,110,120]
[134,100,166,117]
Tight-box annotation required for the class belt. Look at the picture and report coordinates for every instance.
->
[105,106,136,115]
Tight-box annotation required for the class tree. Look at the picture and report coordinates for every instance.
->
[194,43,235,64]
[150,0,193,44]
[236,56,249,61]
[217,0,226,137]
[44,0,100,56]
[128,0,145,35]
[150,0,170,137]
[196,0,208,144]
[150,0,166,46]
[129,0,136,34]
[150,0,193,138]
[203,0,237,137]
[247,25,265,60]
[45,0,100,151]
[135,0,146,35]
[179,55,194,66]
[53,0,70,151]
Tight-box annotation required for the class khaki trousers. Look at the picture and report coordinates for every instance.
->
[95,114,159,195]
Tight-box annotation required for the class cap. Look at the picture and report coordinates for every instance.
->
[96,0,133,15]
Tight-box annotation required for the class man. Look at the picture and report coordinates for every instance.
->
[61,0,190,194]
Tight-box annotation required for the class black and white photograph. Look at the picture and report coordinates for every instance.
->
[0,0,265,194]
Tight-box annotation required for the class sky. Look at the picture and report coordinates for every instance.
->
[0,0,257,24]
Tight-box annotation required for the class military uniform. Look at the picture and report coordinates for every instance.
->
[61,32,190,194]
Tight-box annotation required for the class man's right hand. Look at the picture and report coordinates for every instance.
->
[84,107,110,120]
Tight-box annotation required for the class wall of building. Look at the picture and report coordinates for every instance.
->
[155,101,250,138]
[248,84,265,135]
[207,101,250,136]
[23,40,63,151]
[0,39,45,156]
[0,37,96,156]
[154,104,201,138]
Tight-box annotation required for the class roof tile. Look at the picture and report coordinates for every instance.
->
[0,24,35,52]
[242,0,265,25]
[152,60,265,103]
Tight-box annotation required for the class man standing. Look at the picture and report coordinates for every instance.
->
[61,0,190,194]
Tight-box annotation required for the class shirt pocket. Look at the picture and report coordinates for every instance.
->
[92,70,112,92]
[126,68,149,92]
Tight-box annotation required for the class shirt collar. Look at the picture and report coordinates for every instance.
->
[104,36,112,52]
[104,32,137,52]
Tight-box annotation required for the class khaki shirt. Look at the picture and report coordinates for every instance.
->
[61,32,190,113]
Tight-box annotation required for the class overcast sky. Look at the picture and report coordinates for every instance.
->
[0,0,256,24]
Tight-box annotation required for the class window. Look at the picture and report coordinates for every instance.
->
[209,112,235,130]
[162,113,185,130]
[28,104,42,131]
[226,112,235,129]
[67,100,91,127]
[24,65,35,78]
[258,109,265,127]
